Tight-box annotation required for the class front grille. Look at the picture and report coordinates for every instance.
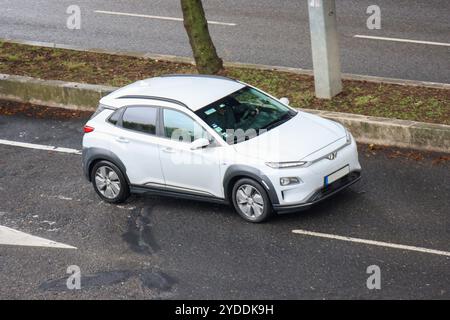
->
[307,171,361,202]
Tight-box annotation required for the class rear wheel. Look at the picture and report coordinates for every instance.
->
[91,161,129,203]
[232,178,272,223]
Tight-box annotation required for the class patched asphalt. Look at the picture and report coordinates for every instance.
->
[0,108,449,299]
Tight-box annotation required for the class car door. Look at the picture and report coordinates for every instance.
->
[107,105,165,186]
[159,108,223,198]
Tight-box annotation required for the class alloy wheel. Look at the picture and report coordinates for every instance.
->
[236,184,265,219]
[95,165,121,199]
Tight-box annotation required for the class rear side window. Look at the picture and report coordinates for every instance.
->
[108,109,121,125]
[122,106,157,135]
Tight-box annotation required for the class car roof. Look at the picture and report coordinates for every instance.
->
[100,75,246,111]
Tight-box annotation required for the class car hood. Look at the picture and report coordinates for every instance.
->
[232,112,347,162]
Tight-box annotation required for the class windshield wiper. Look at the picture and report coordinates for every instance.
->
[261,112,293,131]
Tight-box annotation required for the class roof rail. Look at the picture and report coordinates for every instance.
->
[159,74,237,82]
[117,95,189,109]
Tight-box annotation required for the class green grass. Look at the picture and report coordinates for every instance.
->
[0,42,449,125]
[5,54,20,62]
[61,61,88,71]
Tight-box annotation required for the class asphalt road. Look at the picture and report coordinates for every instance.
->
[0,104,449,299]
[0,0,449,83]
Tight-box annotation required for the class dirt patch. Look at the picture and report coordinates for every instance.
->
[360,143,450,165]
[0,100,93,119]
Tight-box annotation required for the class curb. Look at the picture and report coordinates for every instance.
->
[303,109,450,153]
[2,38,449,90]
[0,73,448,153]
[0,74,115,111]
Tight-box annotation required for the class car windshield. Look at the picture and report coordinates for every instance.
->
[195,86,297,144]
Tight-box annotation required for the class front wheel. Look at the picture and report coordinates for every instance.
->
[232,178,273,223]
[91,160,130,203]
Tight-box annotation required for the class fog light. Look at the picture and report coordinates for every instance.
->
[280,177,301,186]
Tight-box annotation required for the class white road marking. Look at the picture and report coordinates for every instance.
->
[354,35,450,47]
[57,195,73,201]
[0,139,81,155]
[0,226,77,249]
[117,205,136,211]
[94,10,237,26]
[292,229,450,257]
[41,221,56,226]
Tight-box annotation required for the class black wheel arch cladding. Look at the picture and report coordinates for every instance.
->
[83,150,280,205]
[82,147,129,184]
[223,165,279,205]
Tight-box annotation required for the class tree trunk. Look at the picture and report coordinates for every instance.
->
[181,0,223,74]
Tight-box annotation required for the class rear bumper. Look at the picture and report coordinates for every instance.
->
[273,171,361,214]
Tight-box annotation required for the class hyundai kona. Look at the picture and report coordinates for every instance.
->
[82,75,361,222]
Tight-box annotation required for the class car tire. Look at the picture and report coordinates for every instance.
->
[231,178,273,223]
[91,160,130,203]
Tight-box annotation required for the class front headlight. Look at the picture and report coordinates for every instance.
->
[265,161,308,169]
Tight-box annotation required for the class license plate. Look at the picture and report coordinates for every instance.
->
[324,165,350,186]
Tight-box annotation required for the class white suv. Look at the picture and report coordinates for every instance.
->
[82,75,361,222]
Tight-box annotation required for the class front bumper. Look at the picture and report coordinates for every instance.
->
[273,170,361,214]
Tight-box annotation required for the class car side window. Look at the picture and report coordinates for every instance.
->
[163,109,207,143]
[122,106,157,135]
[108,109,121,125]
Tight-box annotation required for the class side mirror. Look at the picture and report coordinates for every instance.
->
[280,97,290,105]
[190,138,210,150]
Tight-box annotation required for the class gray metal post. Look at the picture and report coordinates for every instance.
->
[308,0,342,99]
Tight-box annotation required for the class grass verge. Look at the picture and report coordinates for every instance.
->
[0,41,449,124]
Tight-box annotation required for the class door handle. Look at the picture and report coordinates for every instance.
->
[162,147,176,153]
[116,137,129,143]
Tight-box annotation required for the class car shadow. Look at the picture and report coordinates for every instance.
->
[124,181,367,226]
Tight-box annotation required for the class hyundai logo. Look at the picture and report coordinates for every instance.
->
[327,152,337,160]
